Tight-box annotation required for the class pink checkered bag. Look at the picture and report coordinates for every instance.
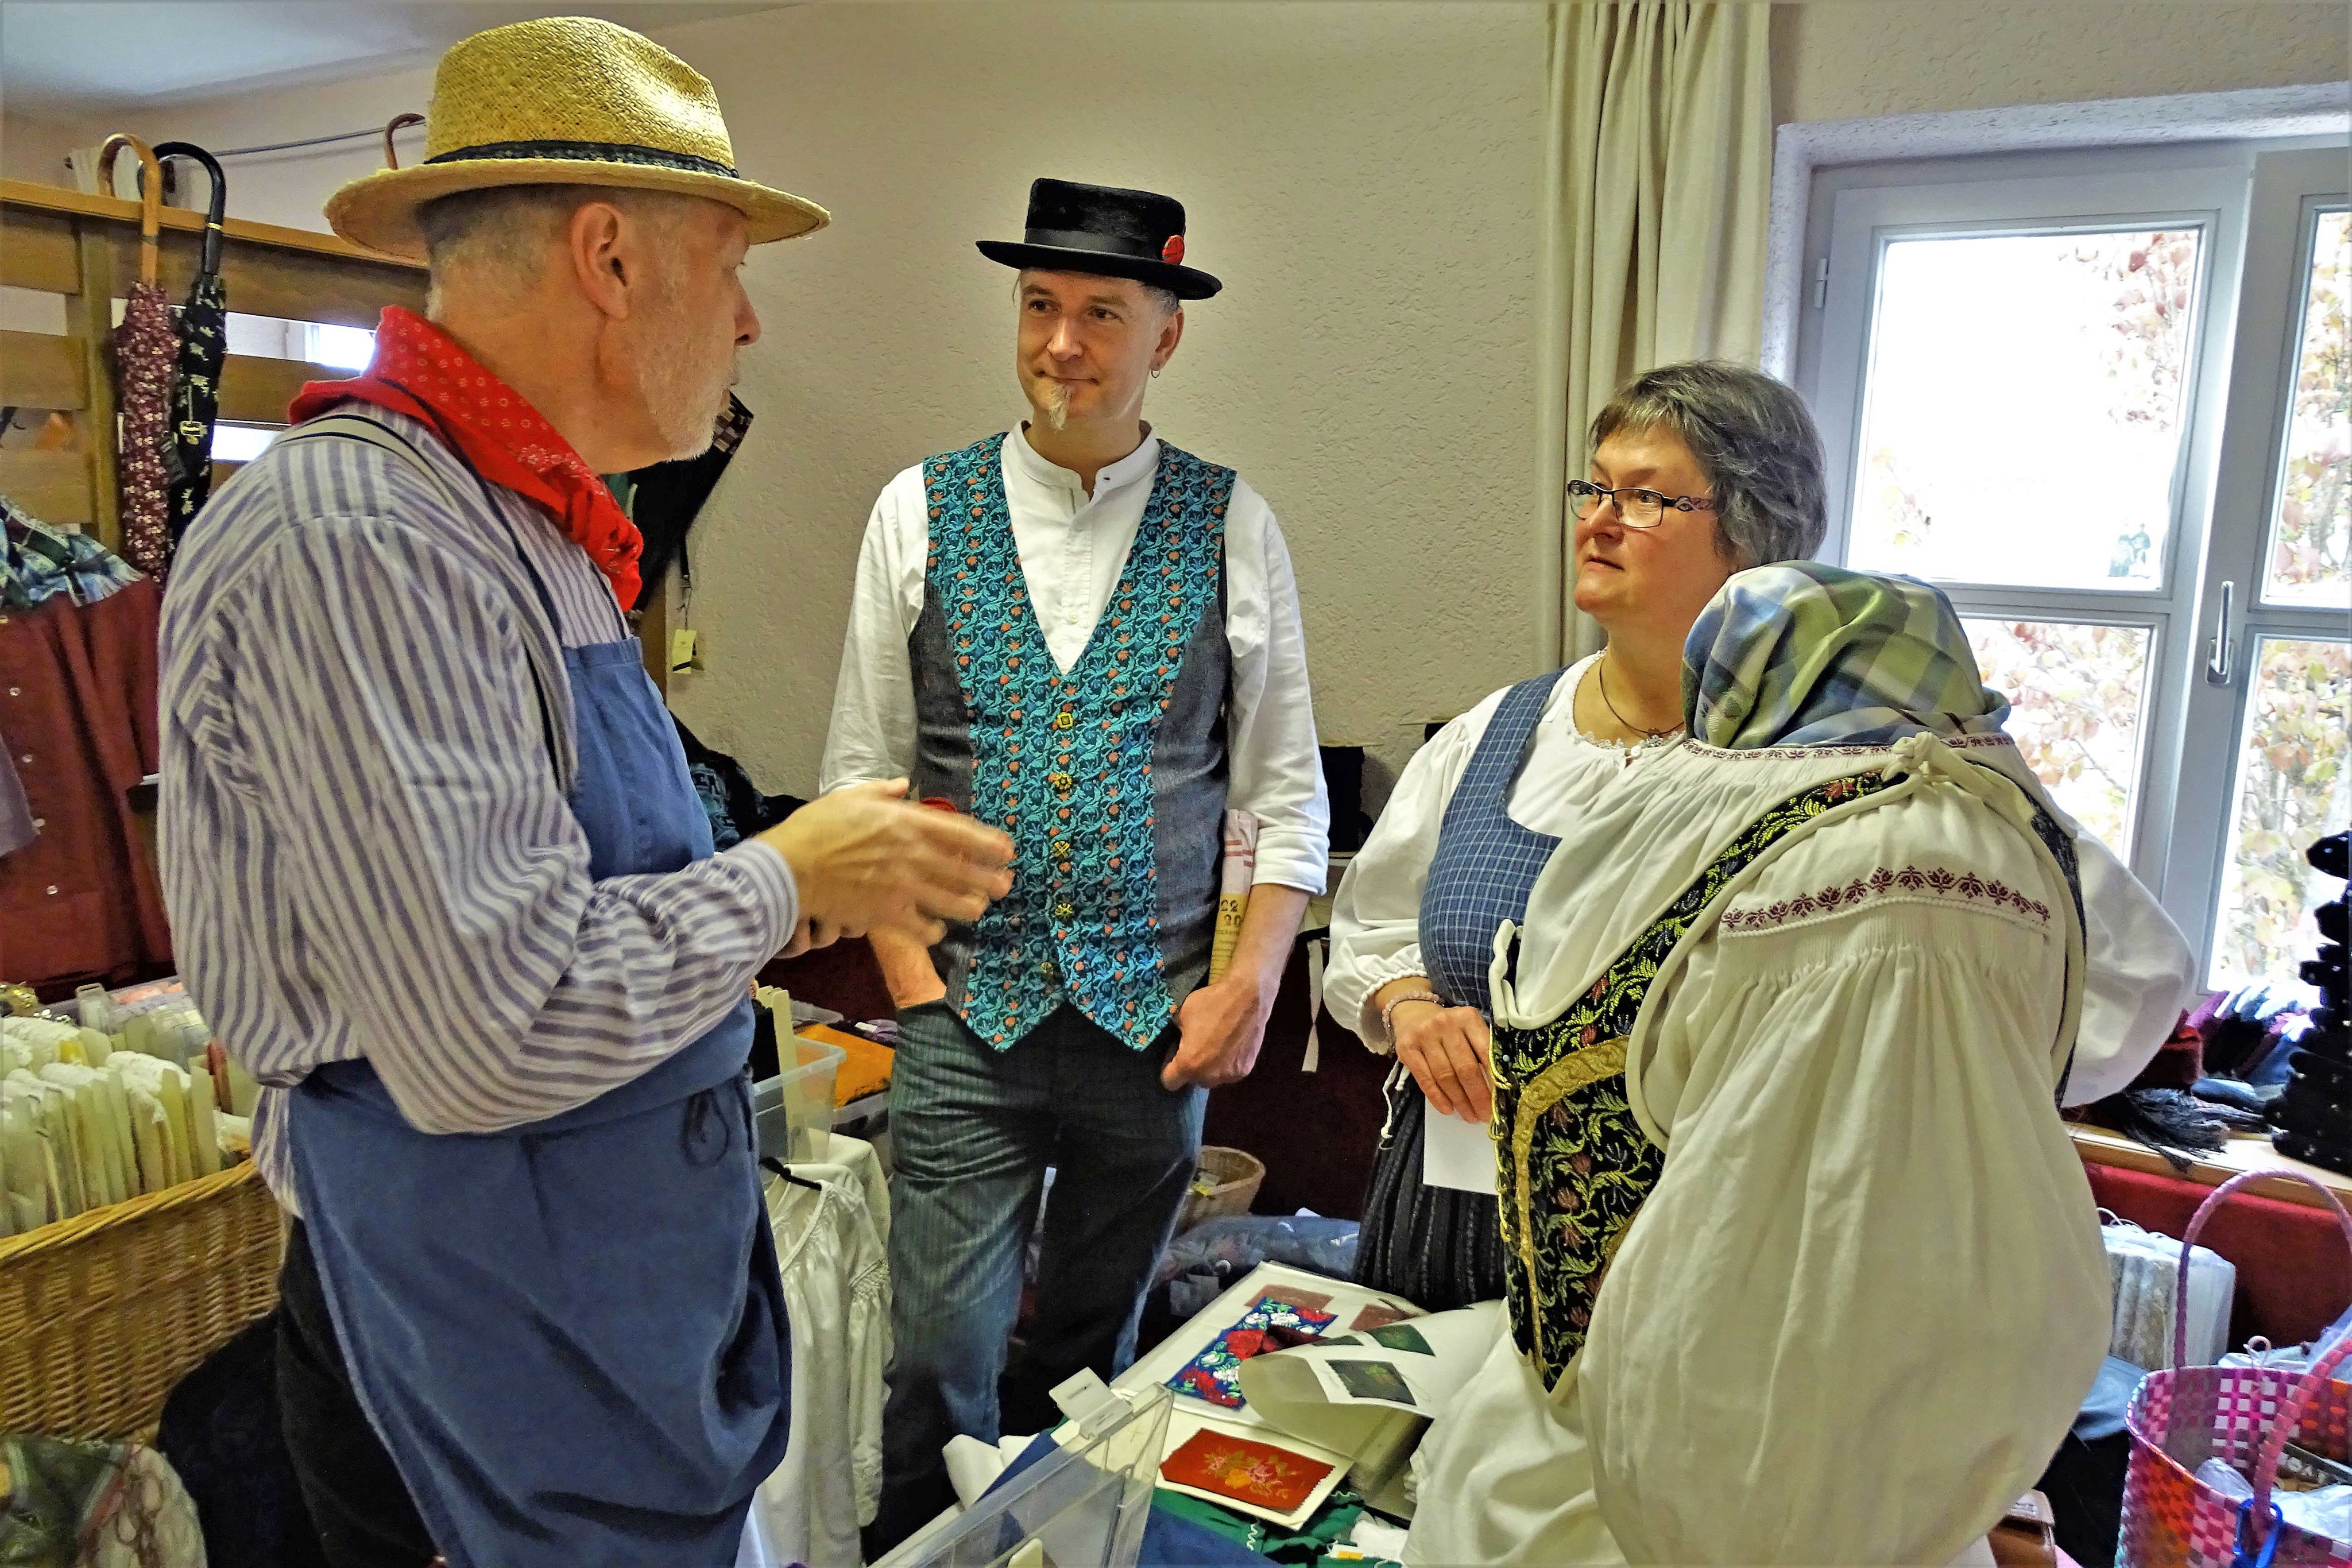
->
[2121,1170,2352,1568]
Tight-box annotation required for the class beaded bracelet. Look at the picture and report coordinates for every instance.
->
[1379,989,1443,1040]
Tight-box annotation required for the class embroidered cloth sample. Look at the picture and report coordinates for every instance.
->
[1169,1294,1336,1409]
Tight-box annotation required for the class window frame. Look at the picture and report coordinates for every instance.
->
[1793,138,2352,985]
[2173,150,2352,982]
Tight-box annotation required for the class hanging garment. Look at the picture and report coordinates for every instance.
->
[0,577,170,990]
[740,1145,890,1568]
[675,715,798,851]
[0,747,32,861]
[2,494,143,609]
[277,420,790,1568]
[98,136,176,580]
[630,393,752,612]
[153,142,229,548]
[0,1433,207,1566]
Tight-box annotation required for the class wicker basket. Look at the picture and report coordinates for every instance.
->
[1178,1145,1266,1233]
[0,1161,283,1442]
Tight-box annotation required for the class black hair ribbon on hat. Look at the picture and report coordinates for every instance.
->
[425,138,740,179]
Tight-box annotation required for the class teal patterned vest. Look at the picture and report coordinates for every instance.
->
[921,435,1233,1051]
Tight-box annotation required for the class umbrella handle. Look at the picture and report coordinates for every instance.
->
[153,142,226,278]
[95,134,163,285]
[383,113,425,171]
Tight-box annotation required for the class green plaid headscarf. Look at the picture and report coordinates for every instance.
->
[1682,561,2010,749]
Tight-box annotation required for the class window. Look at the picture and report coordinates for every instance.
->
[1801,143,2351,989]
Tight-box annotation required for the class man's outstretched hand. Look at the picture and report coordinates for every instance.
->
[757,780,1014,949]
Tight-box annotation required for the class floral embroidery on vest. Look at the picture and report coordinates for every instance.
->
[1490,769,1899,1391]
[926,435,1231,1051]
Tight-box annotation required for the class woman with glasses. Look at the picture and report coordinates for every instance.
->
[1325,361,2192,1562]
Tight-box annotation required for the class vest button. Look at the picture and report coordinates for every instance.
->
[1054,900,1074,918]
[1054,710,1076,730]
[1049,772,1073,793]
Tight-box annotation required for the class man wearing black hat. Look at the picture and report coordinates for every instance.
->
[822,179,1330,1543]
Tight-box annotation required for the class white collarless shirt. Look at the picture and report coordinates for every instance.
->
[821,425,1330,895]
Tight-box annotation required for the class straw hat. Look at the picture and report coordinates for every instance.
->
[326,16,827,261]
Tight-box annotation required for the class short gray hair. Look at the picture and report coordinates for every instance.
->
[417,184,690,307]
[1588,361,1828,568]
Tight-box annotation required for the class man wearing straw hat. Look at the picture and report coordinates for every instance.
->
[158,19,1012,1567]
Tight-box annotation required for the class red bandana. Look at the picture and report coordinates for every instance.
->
[290,307,643,611]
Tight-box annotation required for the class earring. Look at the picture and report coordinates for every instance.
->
[1151,367,1162,379]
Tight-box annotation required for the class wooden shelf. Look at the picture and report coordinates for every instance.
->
[0,178,424,551]
[2070,1121,2352,1214]
[0,177,420,270]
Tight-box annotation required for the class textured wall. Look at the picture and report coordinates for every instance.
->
[4,4,1549,805]
[1771,2,2350,126]
[657,2,1549,802]
[0,113,85,184]
[13,0,2339,806]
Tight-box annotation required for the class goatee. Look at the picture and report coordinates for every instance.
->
[1038,380,1070,431]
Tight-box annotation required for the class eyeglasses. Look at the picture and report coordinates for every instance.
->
[1566,480,1717,530]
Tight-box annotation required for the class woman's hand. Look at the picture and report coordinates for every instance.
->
[1391,998,1493,1123]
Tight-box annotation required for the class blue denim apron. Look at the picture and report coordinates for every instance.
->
[282,480,790,1568]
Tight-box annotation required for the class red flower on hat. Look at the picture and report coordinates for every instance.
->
[1162,234,1185,265]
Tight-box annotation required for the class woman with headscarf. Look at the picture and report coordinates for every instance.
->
[1324,362,2195,1563]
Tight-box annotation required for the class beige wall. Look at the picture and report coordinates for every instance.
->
[0,111,85,184]
[5,2,1553,804]
[1771,1,2350,126]
[663,1,1549,800]
[9,0,2344,806]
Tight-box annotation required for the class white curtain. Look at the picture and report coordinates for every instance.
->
[1533,3,1775,665]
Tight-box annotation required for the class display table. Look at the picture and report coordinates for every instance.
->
[2069,1123,2352,1211]
[2070,1123,2352,1346]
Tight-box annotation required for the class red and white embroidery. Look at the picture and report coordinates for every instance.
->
[1718,862,2052,934]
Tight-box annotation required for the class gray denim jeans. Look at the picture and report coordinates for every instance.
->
[871,1000,1204,1550]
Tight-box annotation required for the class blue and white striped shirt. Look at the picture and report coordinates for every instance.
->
[157,408,796,1211]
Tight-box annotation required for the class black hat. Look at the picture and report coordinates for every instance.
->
[977,177,1221,300]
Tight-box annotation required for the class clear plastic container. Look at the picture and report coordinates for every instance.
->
[752,1032,843,1164]
[872,1384,1173,1568]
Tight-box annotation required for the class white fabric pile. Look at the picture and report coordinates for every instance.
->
[2103,1217,2235,1370]
[738,1133,891,1568]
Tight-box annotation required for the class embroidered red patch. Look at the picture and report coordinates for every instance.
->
[1162,234,1185,264]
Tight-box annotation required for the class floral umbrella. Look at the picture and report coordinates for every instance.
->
[97,134,173,579]
[154,141,228,549]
